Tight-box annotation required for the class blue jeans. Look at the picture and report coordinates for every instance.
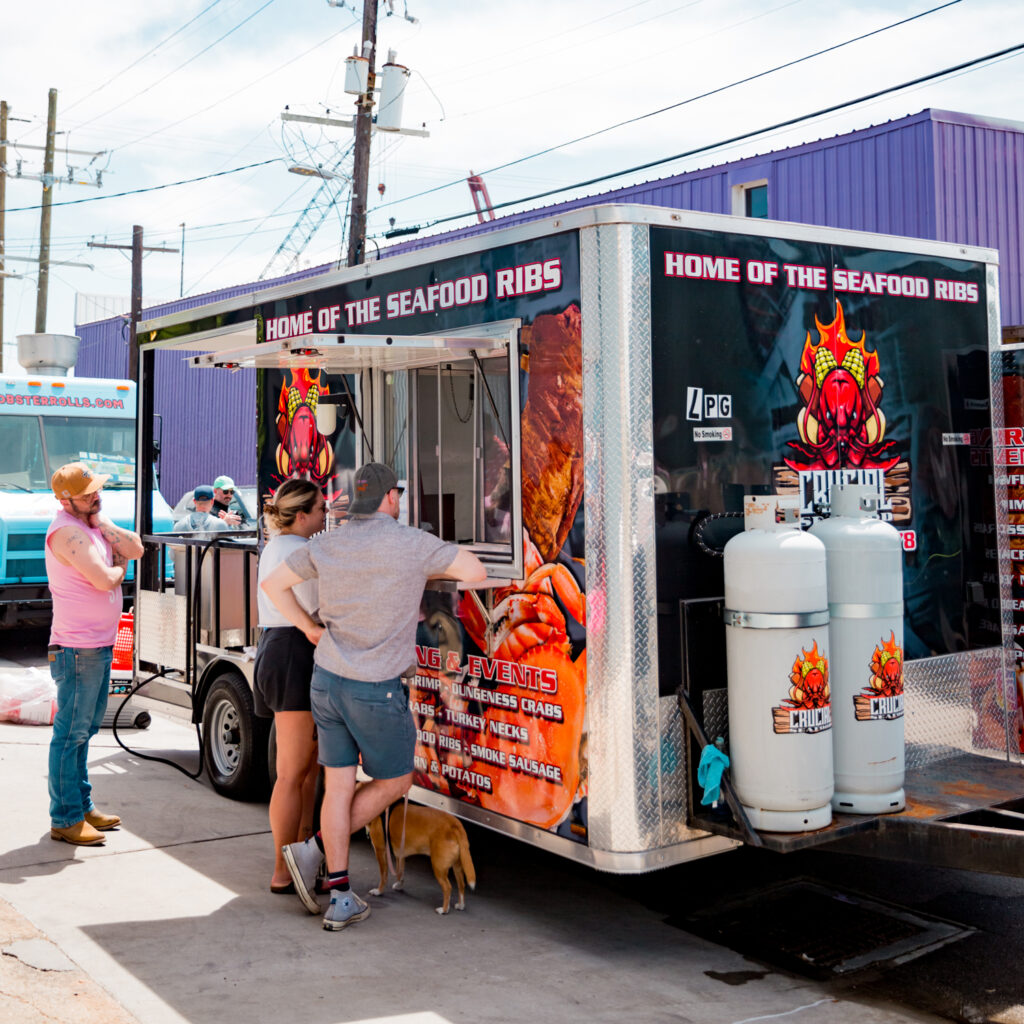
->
[48,646,112,828]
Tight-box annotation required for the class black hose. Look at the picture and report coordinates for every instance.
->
[109,533,224,782]
[691,511,744,558]
[110,668,205,780]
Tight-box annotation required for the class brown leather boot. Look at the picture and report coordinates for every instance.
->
[50,820,106,846]
[85,809,121,831]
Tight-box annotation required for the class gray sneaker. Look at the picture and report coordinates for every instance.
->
[322,889,370,932]
[282,838,325,915]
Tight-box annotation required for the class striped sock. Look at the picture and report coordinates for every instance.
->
[324,869,350,893]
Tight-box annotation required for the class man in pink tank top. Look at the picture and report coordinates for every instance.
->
[46,462,144,846]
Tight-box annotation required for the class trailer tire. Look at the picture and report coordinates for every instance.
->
[202,672,270,801]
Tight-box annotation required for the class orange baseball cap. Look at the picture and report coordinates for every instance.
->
[51,462,109,499]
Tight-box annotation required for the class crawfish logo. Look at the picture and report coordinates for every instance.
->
[275,368,334,483]
[785,303,899,472]
[772,639,832,734]
[854,631,904,721]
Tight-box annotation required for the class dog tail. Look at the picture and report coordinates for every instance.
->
[456,820,476,890]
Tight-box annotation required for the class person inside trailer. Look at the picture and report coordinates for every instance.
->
[174,485,228,534]
[212,475,243,528]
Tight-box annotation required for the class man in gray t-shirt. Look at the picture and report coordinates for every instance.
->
[261,462,485,931]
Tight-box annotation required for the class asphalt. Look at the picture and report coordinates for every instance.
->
[0,659,947,1024]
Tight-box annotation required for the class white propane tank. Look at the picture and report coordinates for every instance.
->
[724,496,833,832]
[809,485,905,814]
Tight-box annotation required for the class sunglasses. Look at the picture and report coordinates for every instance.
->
[220,488,234,495]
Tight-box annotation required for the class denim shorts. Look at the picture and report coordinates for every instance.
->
[310,666,415,778]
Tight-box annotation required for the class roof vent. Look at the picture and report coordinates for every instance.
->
[16,333,80,377]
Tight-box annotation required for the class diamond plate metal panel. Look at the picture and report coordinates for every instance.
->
[658,695,690,844]
[581,222,707,853]
[703,688,729,747]
[904,648,1011,769]
[138,590,188,671]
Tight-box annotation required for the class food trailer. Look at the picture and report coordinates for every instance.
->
[130,203,1024,874]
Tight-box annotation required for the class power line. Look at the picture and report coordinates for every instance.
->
[62,0,225,116]
[400,42,1024,238]
[111,19,356,157]
[376,0,965,217]
[6,158,281,212]
[69,0,279,139]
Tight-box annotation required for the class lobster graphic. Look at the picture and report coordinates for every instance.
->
[785,302,899,472]
[866,631,904,698]
[275,368,334,483]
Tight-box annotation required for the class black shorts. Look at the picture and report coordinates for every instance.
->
[253,626,315,718]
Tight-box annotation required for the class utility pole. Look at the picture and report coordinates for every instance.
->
[0,100,7,372]
[347,0,378,268]
[35,88,57,333]
[87,226,178,381]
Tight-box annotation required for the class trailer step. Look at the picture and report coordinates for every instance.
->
[815,753,1024,877]
[692,752,1024,876]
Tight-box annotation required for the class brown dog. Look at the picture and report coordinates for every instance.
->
[367,801,476,914]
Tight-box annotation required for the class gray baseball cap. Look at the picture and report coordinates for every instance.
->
[348,462,400,515]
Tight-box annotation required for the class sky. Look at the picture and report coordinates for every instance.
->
[1,0,1022,374]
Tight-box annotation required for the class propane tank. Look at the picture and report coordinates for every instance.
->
[809,485,905,814]
[724,496,833,832]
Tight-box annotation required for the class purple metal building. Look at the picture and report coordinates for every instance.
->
[76,107,1024,499]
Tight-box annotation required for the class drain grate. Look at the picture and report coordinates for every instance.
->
[670,878,973,979]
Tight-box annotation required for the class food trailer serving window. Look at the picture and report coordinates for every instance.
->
[407,321,521,577]
[188,325,523,579]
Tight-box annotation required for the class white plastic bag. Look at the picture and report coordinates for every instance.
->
[0,667,57,725]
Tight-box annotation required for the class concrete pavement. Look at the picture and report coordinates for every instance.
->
[0,682,947,1024]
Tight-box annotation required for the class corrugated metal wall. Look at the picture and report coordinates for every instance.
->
[772,116,937,237]
[382,170,735,259]
[934,115,1024,326]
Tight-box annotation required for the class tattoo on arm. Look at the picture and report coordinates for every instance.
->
[101,523,127,548]
[98,519,143,559]
[61,533,85,557]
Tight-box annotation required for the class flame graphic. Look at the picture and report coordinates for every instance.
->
[798,303,879,382]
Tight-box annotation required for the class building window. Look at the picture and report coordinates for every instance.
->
[731,179,769,219]
[745,184,768,218]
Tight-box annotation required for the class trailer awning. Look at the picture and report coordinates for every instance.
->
[185,333,507,372]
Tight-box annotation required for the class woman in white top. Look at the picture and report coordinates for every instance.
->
[254,478,326,894]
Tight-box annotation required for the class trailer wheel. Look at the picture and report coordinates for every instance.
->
[202,672,270,801]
